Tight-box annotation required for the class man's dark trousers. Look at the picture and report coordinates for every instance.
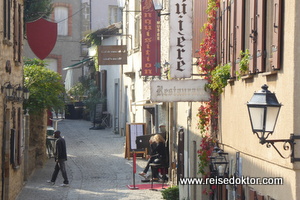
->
[51,159,69,184]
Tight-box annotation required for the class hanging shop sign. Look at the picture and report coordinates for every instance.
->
[141,0,161,76]
[98,45,127,65]
[150,79,210,102]
[170,0,193,78]
[26,18,57,60]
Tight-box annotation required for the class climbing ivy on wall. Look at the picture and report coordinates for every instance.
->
[197,0,220,177]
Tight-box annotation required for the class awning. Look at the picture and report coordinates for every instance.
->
[63,57,92,71]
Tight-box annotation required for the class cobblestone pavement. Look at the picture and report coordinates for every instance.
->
[17,119,164,200]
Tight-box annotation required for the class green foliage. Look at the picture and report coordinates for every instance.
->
[82,32,102,46]
[67,82,85,102]
[83,80,106,111]
[67,76,106,111]
[236,49,250,79]
[209,63,231,94]
[161,186,179,200]
[197,135,216,175]
[24,58,65,114]
[24,0,53,23]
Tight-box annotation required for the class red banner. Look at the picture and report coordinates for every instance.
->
[141,0,161,76]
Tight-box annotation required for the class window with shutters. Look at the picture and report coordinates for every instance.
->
[13,0,22,64]
[3,0,11,44]
[219,0,283,78]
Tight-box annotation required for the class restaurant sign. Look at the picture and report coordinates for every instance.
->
[150,79,210,102]
[141,0,161,76]
[98,45,127,65]
[170,0,193,78]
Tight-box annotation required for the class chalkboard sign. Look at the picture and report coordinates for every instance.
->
[125,123,147,159]
[94,104,103,122]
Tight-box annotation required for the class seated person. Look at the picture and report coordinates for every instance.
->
[150,134,167,181]
[139,136,156,178]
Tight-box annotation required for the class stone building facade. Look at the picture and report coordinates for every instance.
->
[0,0,26,199]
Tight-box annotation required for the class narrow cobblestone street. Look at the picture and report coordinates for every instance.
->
[17,119,164,200]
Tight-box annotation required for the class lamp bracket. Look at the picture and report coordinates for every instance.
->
[158,12,170,16]
[255,132,273,143]
[263,134,300,162]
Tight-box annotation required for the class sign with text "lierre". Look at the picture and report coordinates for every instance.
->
[150,79,210,102]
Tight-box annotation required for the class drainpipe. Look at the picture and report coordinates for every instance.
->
[187,102,192,200]
[155,104,159,133]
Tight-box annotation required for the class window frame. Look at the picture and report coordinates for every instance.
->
[218,0,283,78]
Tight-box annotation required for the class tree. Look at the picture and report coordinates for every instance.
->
[23,58,65,114]
[24,0,53,23]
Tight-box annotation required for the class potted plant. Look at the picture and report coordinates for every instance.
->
[236,49,250,79]
[161,185,179,200]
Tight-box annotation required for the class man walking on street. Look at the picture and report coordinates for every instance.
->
[47,130,69,187]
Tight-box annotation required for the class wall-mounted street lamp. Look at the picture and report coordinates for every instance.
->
[247,84,300,162]
[152,0,170,16]
[209,146,229,177]
[138,69,149,82]
[1,82,30,102]
[117,0,140,12]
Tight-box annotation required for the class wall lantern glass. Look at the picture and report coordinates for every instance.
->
[152,0,169,16]
[23,87,30,100]
[117,0,126,8]
[15,85,23,99]
[247,84,300,162]
[247,84,281,144]
[152,0,163,11]
[5,82,14,98]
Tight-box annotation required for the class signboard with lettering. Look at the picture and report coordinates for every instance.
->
[170,0,193,78]
[141,0,161,76]
[98,45,127,65]
[150,79,210,102]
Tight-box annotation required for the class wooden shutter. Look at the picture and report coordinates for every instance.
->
[101,70,107,97]
[256,193,265,200]
[235,0,245,73]
[96,71,100,90]
[249,188,256,200]
[236,184,244,200]
[221,0,229,64]
[229,0,236,76]
[193,0,207,58]
[177,129,184,182]
[256,0,266,72]
[248,0,257,73]
[271,0,282,70]
[13,1,18,60]
[216,9,221,64]
[221,184,227,200]
[10,129,16,165]
[18,4,22,62]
